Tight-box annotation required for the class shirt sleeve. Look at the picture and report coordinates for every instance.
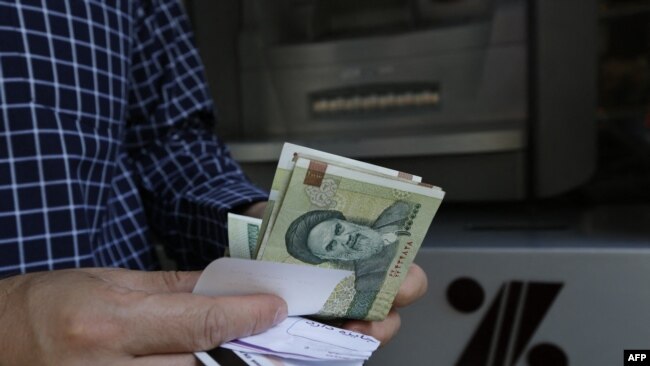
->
[124,0,267,269]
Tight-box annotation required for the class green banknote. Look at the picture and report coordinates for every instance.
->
[227,213,262,260]
[259,157,444,321]
[254,143,424,259]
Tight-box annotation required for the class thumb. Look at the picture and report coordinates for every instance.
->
[119,292,287,356]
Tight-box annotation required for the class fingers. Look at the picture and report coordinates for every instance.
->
[120,292,287,355]
[342,309,401,346]
[392,263,428,308]
[338,265,426,346]
[86,268,202,293]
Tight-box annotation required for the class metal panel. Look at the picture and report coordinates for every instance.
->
[531,0,597,197]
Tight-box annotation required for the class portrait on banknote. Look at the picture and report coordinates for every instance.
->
[258,154,443,321]
[285,201,416,319]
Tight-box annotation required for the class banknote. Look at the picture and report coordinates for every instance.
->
[254,143,425,259]
[258,157,444,321]
[227,213,262,260]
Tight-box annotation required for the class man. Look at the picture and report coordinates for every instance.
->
[286,201,414,319]
[0,1,426,364]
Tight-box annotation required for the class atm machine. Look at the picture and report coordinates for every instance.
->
[184,2,649,365]
[188,0,597,201]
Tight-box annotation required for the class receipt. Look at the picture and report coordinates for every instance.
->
[286,319,379,353]
[224,317,378,361]
[195,317,379,366]
[193,258,353,316]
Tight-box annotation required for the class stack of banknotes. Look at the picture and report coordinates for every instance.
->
[228,143,445,321]
[197,143,444,365]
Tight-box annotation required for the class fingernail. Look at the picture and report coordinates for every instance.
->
[273,306,288,325]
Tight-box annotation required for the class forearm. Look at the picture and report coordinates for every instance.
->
[0,278,16,364]
[0,278,7,320]
[0,274,36,365]
[0,275,22,323]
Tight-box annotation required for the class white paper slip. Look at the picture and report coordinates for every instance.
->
[193,258,353,316]
[195,352,221,366]
[223,343,324,362]
[277,143,423,184]
[222,317,378,361]
[284,318,379,353]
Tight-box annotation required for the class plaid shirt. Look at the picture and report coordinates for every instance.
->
[0,0,267,278]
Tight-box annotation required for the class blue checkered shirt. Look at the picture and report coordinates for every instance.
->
[0,0,267,278]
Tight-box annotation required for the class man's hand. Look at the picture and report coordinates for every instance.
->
[0,268,287,366]
[341,263,428,345]
[233,201,428,345]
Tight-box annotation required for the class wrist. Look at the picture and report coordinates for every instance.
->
[0,276,18,321]
[234,201,267,219]
[0,275,26,364]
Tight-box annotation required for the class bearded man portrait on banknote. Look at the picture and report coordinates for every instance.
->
[285,201,413,319]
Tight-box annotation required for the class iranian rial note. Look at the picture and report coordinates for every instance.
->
[254,143,425,259]
[227,213,262,260]
[258,157,444,321]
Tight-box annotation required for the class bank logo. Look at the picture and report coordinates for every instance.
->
[625,350,650,365]
[447,279,565,366]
